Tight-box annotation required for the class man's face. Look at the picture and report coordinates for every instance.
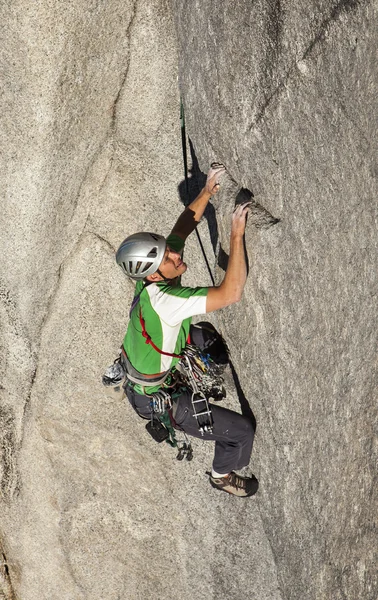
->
[156,246,187,280]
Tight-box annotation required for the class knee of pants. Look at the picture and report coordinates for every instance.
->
[233,414,255,446]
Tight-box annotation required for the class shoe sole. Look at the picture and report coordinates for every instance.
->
[209,477,259,497]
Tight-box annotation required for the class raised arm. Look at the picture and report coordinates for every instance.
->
[206,202,251,312]
[170,164,225,241]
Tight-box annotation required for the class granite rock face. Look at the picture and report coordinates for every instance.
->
[175,1,378,599]
[0,0,377,599]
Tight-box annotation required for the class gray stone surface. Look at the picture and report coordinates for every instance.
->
[175,1,378,599]
[0,0,377,599]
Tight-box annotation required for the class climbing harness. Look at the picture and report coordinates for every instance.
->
[104,284,181,389]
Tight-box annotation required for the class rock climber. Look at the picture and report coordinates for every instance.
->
[115,164,258,497]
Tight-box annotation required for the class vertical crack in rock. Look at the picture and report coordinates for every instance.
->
[0,280,36,502]
[15,264,64,458]
[98,0,139,195]
[263,0,284,84]
[0,549,16,600]
[70,0,138,221]
[18,364,37,456]
[0,1,141,497]
[15,0,139,457]
[0,281,34,368]
[69,141,111,219]
[21,228,116,390]
[0,406,19,504]
[15,8,141,467]
[12,268,67,472]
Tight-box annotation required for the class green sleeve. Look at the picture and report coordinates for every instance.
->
[166,233,185,253]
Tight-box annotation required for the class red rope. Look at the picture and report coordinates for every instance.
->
[139,309,183,359]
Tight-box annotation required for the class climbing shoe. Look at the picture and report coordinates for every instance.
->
[208,471,258,497]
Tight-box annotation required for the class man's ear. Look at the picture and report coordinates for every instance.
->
[146,272,161,282]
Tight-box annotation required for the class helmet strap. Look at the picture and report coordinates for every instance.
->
[156,268,175,283]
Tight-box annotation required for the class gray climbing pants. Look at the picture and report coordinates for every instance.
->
[125,384,255,474]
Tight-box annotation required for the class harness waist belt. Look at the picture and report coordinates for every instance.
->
[121,348,171,386]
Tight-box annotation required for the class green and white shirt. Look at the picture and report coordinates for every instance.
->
[123,234,208,377]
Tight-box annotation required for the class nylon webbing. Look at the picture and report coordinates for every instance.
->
[138,308,183,359]
[129,284,184,360]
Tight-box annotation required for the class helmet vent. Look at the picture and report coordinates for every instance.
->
[147,248,157,258]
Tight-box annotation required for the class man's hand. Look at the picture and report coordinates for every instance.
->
[204,163,226,196]
[231,202,251,237]
[170,163,226,241]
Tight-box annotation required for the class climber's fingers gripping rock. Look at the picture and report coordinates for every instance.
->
[232,202,251,237]
[205,163,226,196]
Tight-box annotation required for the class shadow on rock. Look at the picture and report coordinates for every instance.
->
[177,138,219,254]
[229,360,257,431]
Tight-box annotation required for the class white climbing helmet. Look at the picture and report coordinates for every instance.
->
[116,232,166,280]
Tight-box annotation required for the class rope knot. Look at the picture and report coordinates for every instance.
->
[142,330,151,343]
